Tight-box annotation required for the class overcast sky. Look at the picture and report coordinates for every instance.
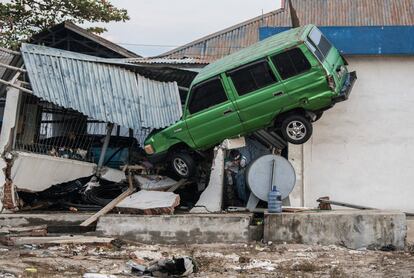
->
[97,0,282,57]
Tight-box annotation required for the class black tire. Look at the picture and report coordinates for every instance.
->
[313,111,323,122]
[170,152,196,179]
[281,114,313,144]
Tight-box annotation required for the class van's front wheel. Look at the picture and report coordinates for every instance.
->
[170,151,196,179]
[281,114,313,144]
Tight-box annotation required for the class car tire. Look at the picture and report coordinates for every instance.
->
[281,114,313,144]
[312,111,323,122]
[170,151,196,179]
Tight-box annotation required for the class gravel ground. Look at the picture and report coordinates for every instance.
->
[1,240,414,277]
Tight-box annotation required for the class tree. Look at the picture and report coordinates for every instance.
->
[0,0,129,49]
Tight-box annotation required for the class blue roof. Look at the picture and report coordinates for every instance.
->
[260,26,414,55]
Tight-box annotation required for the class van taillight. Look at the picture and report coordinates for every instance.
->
[327,75,336,90]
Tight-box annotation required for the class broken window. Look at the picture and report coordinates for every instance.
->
[228,60,277,96]
[188,78,228,114]
[271,48,311,80]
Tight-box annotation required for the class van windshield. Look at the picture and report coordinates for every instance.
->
[306,27,332,62]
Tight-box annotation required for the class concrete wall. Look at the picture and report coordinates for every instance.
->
[303,56,414,212]
[96,214,253,244]
[264,210,407,250]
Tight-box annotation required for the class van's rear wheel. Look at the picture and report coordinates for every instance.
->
[281,114,313,144]
[170,152,196,179]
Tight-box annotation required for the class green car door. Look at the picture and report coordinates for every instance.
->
[226,59,289,133]
[185,77,243,149]
[270,45,330,111]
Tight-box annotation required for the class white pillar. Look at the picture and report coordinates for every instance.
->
[0,86,21,211]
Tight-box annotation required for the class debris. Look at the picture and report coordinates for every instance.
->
[116,191,180,215]
[80,172,136,227]
[128,256,196,277]
[1,236,114,246]
[0,225,47,237]
[83,274,117,278]
[166,179,188,192]
[380,245,397,252]
[190,146,225,213]
[318,196,332,210]
[24,267,37,274]
[282,207,315,213]
[135,175,179,191]
[317,197,373,210]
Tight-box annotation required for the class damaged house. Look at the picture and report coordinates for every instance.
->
[0,40,197,211]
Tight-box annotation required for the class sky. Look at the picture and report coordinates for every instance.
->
[96,0,282,57]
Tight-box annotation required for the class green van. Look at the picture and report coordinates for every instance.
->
[145,24,356,178]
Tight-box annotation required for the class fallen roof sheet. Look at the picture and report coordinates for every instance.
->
[20,43,182,132]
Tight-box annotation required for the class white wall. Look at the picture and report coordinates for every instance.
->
[303,56,414,212]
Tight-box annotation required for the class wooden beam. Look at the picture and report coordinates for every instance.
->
[0,62,27,73]
[80,172,136,227]
[0,78,32,94]
[167,179,188,192]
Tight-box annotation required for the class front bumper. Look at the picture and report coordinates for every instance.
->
[332,71,357,104]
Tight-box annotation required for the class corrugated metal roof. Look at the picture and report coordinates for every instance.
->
[30,21,141,59]
[20,43,182,132]
[160,0,414,62]
[193,25,310,84]
[127,57,209,65]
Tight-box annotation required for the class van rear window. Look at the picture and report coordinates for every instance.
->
[271,48,311,80]
[307,27,332,61]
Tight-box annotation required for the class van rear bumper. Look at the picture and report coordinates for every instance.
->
[332,71,357,104]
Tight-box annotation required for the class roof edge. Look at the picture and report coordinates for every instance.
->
[157,2,288,58]
[63,21,141,58]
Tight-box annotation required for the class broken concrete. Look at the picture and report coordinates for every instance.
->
[11,152,95,192]
[116,190,180,215]
[96,213,253,244]
[264,210,406,250]
[0,86,21,211]
[190,146,225,213]
[0,213,94,227]
[135,175,177,191]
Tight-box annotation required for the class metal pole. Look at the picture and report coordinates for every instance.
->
[96,123,114,176]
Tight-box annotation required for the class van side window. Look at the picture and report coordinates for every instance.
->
[271,48,311,80]
[228,61,277,96]
[188,78,228,114]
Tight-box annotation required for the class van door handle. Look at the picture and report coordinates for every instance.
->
[223,108,233,115]
[273,91,284,97]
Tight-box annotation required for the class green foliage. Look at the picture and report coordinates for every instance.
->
[0,0,129,49]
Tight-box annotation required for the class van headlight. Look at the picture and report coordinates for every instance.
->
[144,144,154,155]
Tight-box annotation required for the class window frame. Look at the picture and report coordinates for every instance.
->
[306,27,332,62]
[187,76,229,115]
[226,58,280,97]
[270,47,313,81]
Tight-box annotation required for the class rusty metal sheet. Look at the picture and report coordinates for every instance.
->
[20,44,182,133]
